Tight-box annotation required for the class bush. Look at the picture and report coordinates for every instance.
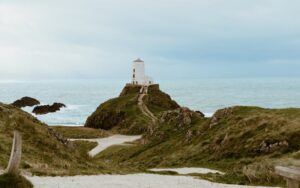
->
[0,173,33,188]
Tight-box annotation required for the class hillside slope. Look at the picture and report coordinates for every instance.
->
[96,106,300,186]
[85,84,179,134]
[0,103,109,176]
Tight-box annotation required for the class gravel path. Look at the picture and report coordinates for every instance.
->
[26,135,280,188]
[70,135,142,157]
[28,174,278,188]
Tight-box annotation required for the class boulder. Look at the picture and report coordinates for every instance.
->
[32,103,66,115]
[160,107,202,127]
[12,97,40,108]
[209,107,234,128]
[255,139,289,154]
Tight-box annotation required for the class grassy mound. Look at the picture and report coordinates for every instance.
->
[85,84,179,134]
[95,106,300,186]
[0,173,33,188]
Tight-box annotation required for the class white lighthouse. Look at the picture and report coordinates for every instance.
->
[132,58,154,85]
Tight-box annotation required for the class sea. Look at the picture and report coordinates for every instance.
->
[0,78,299,126]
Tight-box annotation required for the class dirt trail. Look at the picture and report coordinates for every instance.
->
[70,135,141,157]
[138,86,157,123]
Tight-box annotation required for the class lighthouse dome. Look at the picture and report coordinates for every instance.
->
[133,58,144,63]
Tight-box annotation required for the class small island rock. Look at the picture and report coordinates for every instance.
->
[12,97,40,108]
[32,103,66,115]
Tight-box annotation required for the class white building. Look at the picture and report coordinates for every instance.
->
[132,58,154,85]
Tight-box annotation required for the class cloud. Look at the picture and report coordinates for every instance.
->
[0,0,300,79]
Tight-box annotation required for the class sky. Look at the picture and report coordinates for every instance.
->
[0,0,300,80]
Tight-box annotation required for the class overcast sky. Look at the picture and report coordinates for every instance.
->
[0,0,300,80]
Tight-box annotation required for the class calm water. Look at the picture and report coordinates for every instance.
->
[0,78,299,126]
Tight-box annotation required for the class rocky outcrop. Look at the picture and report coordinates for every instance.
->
[119,84,143,96]
[85,84,180,134]
[32,103,66,115]
[255,139,289,154]
[209,107,235,128]
[85,110,126,130]
[146,85,179,110]
[160,108,196,126]
[48,128,68,145]
[12,97,40,108]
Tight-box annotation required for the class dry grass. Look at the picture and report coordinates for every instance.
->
[51,126,110,139]
[0,103,118,176]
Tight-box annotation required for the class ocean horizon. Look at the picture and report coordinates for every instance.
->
[0,77,299,126]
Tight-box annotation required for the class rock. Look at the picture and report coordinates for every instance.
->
[160,107,195,127]
[48,128,68,145]
[86,110,126,130]
[255,139,289,154]
[32,103,66,115]
[209,107,234,128]
[119,84,143,96]
[195,111,205,118]
[12,97,40,108]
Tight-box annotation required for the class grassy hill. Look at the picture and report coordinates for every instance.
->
[0,102,113,176]
[84,84,179,134]
[95,106,300,186]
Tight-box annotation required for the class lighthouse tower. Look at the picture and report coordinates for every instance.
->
[132,58,154,85]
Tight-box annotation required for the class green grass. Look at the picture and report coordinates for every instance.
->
[85,84,179,134]
[71,140,98,158]
[93,106,300,186]
[0,103,122,176]
[0,173,33,188]
[51,126,109,139]
[85,94,149,134]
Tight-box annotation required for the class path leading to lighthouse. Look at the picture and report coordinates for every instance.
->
[138,86,158,123]
[70,135,142,157]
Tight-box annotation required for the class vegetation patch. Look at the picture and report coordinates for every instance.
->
[51,126,109,139]
[0,173,33,188]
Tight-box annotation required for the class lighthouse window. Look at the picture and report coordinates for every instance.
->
[133,69,135,72]
[133,74,135,78]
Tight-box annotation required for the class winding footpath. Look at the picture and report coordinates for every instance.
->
[26,134,278,188]
[70,135,142,157]
[138,86,158,123]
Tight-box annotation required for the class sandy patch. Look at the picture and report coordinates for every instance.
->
[70,135,142,157]
[27,174,278,188]
[150,167,224,175]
